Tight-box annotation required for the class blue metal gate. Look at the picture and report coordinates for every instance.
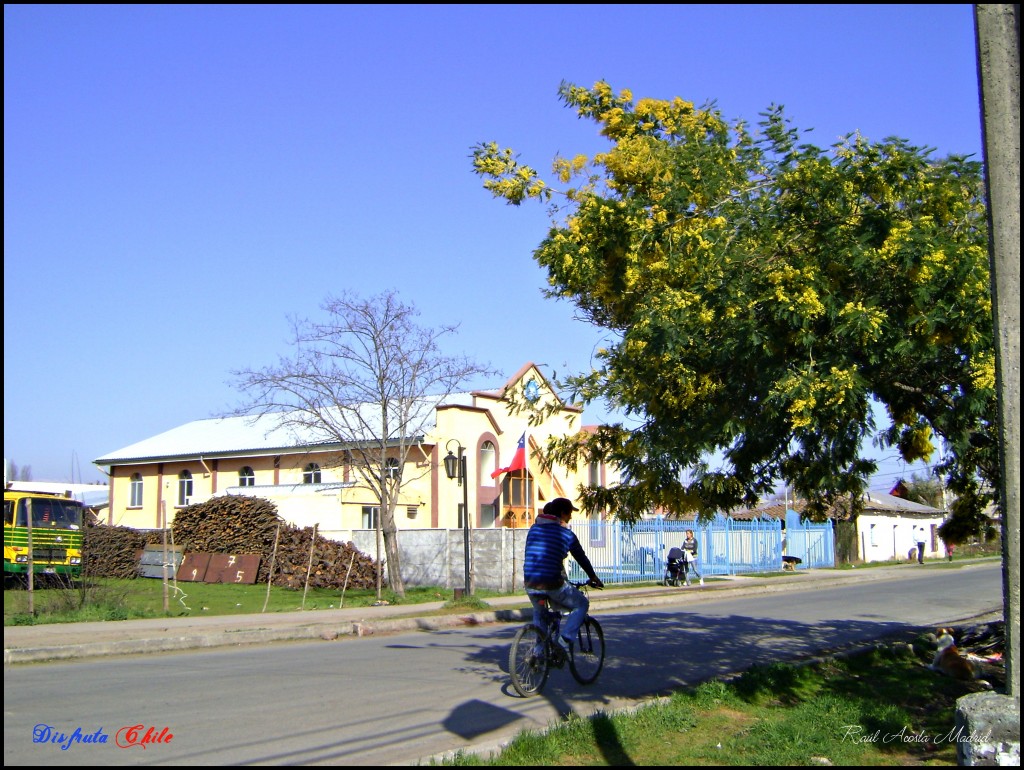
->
[566,514,832,585]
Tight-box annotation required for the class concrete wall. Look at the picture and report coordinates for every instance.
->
[344,517,819,591]
[349,527,529,592]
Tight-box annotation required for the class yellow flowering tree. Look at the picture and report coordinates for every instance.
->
[473,81,995,524]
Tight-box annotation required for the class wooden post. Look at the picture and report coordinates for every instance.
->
[302,523,318,610]
[161,500,169,614]
[26,499,34,615]
[262,524,281,613]
[339,550,356,608]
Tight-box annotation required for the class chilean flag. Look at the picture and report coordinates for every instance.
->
[491,432,526,479]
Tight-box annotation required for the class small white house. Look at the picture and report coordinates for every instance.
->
[856,490,947,563]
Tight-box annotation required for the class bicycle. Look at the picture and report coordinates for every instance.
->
[508,580,606,697]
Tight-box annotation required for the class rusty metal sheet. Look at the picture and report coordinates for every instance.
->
[204,553,261,584]
[176,552,212,582]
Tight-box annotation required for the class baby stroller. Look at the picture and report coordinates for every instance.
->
[664,547,688,587]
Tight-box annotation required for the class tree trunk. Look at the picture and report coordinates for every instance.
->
[381,505,405,597]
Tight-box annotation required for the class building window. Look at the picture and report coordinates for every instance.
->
[303,463,321,484]
[362,506,380,529]
[406,505,418,519]
[239,467,255,487]
[480,441,496,481]
[589,461,600,487]
[178,470,193,506]
[481,504,497,528]
[869,522,877,547]
[129,473,144,507]
[457,503,466,529]
[385,457,400,481]
[503,476,530,507]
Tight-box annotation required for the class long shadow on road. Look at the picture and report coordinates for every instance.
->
[440,607,928,763]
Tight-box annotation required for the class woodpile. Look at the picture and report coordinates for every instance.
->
[82,523,148,579]
[84,495,381,590]
[171,495,282,557]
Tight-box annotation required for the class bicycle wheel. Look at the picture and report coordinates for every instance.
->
[569,617,605,684]
[509,624,549,697]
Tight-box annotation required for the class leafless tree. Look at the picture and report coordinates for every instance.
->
[5,460,33,483]
[230,290,494,597]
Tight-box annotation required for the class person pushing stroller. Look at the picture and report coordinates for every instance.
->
[664,546,688,586]
[682,529,704,586]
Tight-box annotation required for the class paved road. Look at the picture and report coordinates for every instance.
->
[2,561,1003,765]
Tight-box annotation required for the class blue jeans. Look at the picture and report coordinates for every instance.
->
[527,582,590,642]
[686,557,702,583]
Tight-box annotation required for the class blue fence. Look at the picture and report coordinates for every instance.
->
[565,513,834,585]
[784,509,835,570]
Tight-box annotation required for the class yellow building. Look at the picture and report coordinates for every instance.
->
[93,363,618,540]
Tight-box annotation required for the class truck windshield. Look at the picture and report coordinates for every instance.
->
[11,499,84,529]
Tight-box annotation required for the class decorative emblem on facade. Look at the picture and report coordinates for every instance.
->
[524,378,540,403]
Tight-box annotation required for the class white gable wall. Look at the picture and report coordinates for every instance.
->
[858,512,946,562]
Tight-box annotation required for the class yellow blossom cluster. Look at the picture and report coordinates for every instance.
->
[970,354,996,392]
[839,301,887,344]
[767,266,825,320]
[776,366,859,431]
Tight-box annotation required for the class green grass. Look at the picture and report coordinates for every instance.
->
[0,574,701,626]
[3,576,513,626]
[434,640,983,766]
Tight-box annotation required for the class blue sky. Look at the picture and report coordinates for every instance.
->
[4,4,983,491]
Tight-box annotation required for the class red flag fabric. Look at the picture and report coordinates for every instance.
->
[491,432,526,479]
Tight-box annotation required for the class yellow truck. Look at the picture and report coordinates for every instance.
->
[3,488,84,579]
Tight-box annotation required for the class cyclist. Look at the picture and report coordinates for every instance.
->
[523,497,604,652]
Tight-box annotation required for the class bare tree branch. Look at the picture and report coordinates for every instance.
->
[228,290,495,597]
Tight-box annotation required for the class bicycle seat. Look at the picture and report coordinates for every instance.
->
[534,595,570,614]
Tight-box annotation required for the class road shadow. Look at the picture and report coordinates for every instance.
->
[443,606,930,763]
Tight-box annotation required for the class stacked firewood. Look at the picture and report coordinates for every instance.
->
[170,496,282,557]
[85,495,381,590]
[82,524,148,578]
[170,496,380,590]
[264,524,381,591]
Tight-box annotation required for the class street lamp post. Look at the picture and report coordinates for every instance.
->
[444,440,471,596]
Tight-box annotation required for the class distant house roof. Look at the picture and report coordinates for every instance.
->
[860,490,945,515]
[729,490,945,521]
[94,393,477,467]
[5,481,109,509]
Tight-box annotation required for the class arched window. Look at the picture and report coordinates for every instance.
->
[480,441,496,480]
[384,457,400,481]
[303,463,321,484]
[129,473,144,507]
[178,470,193,506]
[239,466,255,487]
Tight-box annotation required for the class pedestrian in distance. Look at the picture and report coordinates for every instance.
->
[682,529,704,586]
[523,498,604,653]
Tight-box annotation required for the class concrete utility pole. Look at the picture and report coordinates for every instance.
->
[975,2,1020,700]
[956,5,1020,765]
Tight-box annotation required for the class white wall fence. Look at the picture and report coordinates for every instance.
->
[329,514,834,592]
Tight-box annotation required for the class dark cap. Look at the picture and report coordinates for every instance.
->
[544,498,579,519]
